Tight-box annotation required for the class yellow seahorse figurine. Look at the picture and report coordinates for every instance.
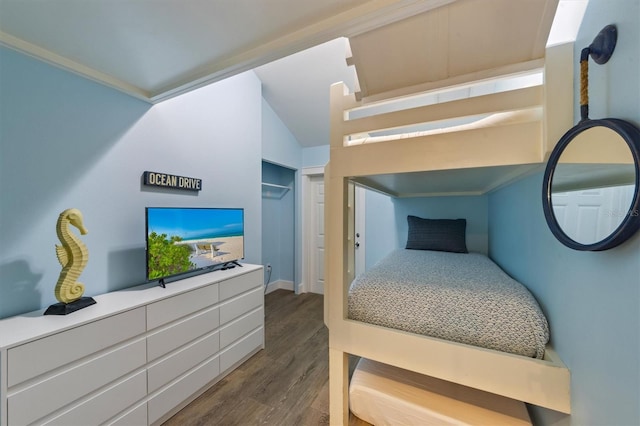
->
[54,208,89,304]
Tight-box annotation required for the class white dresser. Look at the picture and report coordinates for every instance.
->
[0,265,264,426]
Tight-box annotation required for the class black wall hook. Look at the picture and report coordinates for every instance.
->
[588,24,617,64]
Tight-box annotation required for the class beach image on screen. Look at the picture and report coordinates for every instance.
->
[146,208,244,280]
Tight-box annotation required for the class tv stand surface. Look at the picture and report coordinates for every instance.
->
[156,261,244,288]
[221,260,243,270]
[0,264,264,426]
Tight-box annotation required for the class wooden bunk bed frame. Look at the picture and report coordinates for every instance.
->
[325,42,574,424]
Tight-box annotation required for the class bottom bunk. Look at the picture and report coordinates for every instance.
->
[329,323,570,424]
[326,216,571,423]
[350,358,533,426]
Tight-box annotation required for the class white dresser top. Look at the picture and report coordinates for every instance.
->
[0,264,262,350]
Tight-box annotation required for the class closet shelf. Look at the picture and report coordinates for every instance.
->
[262,182,290,199]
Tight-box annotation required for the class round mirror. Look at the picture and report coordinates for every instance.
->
[543,118,640,250]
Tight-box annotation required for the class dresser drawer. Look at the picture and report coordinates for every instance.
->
[147,305,219,361]
[106,402,147,426]
[220,307,263,349]
[8,339,146,425]
[148,331,220,393]
[220,286,263,325]
[42,370,147,426]
[147,354,220,424]
[219,327,263,373]
[147,283,219,330]
[219,269,262,301]
[7,307,145,387]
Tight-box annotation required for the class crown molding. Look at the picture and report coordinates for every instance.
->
[0,0,458,103]
[0,30,152,103]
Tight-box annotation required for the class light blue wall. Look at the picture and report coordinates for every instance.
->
[262,99,302,170]
[261,162,295,284]
[489,1,640,424]
[302,145,329,168]
[490,173,639,426]
[0,47,263,319]
[261,98,303,290]
[364,191,489,267]
[364,190,396,268]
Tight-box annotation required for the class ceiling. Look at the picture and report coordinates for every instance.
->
[0,0,454,102]
[0,0,578,148]
[254,37,356,148]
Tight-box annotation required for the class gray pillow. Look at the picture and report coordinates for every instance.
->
[405,215,468,253]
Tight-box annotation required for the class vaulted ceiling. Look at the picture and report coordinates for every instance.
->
[0,0,574,147]
[0,0,459,102]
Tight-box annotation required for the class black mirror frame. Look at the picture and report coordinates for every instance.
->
[542,118,640,251]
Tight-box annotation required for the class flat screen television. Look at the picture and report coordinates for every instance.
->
[145,207,244,284]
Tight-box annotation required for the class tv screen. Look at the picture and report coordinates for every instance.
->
[145,207,244,282]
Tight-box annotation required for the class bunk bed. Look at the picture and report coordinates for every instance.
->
[325,1,574,423]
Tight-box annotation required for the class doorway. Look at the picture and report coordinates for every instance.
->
[262,161,295,293]
[303,168,366,294]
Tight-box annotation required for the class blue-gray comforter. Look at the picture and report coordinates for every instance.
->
[348,249,549,358]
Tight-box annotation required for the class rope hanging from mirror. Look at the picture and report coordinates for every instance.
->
[579,24,617,122]
[579,49,590,121]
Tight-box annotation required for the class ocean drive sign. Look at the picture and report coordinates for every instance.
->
[143,171,202,192]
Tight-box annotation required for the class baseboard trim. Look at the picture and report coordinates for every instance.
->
[265,280,294,294]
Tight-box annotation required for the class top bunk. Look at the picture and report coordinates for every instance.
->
[329,0,575,197]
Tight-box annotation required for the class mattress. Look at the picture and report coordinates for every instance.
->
[349,358,532,426]
[348,249,549,358]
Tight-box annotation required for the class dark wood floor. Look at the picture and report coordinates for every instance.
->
[163,289,369,426]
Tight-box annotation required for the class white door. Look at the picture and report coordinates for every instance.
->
[309,175,325,294]
[304,172,366,294]
[552,187,614,244]
[355,185,366,277]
